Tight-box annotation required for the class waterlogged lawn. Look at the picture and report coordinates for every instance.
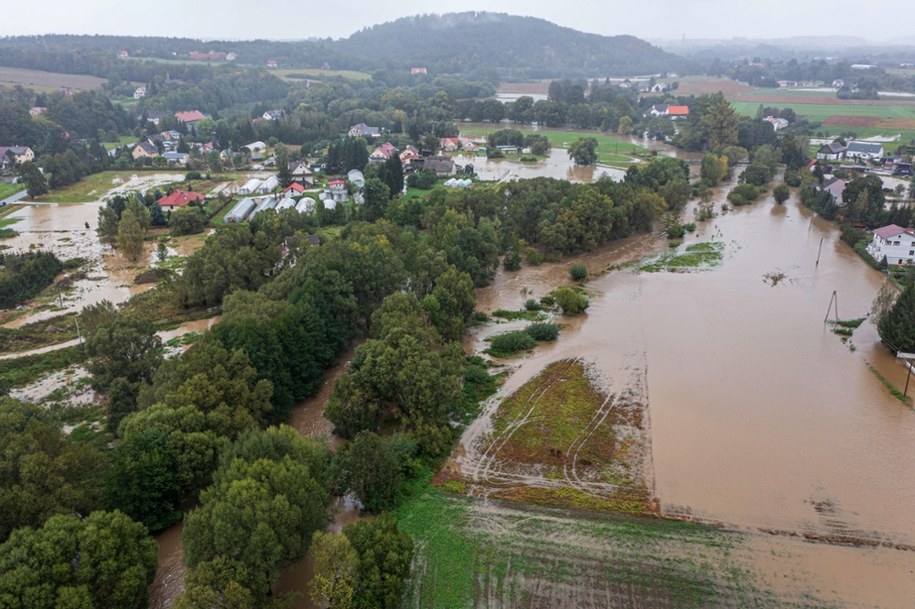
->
[396,490,795,609]
[641,241,724,273]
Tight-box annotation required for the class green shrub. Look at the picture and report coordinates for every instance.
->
[503,250,521,271]
[525,322,559,341]
[487,331,536,357]
[525,248,545,266]
[539,294,556,308]
[551,287,589,315]
[524,298,540,311]
[569,264,588,281]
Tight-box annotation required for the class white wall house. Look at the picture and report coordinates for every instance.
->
[867,224,915,266]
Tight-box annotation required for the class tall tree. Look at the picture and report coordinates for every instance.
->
[309,532,358,609]
[117,208,146,261]
[275,143,292,188]
[568,137,599,165]
[700,92,739,151]
[18,161,47,199]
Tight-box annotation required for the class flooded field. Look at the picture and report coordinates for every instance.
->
[453,148,625,183]
[445,187,915,607]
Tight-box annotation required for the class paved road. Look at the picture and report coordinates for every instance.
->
[0,188,27,206]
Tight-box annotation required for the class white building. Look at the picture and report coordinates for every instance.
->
[867,224,915,265]
[133,87,147,99]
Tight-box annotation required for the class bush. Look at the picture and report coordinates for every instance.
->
[773,183,790,204]
[524,298,540,311]
[503,250,521,271]
[785,172,802,187]
[406,169,438,190]
[569,264,588,281]
[524,248,544,266]
[539,294,556,308]
[741,163,773,186]
[727,184,763,206]
[487,331,536,357]
[185,171,203,180]
[525,322,559,341]
[169,206,208,235]
[551,286,589,315]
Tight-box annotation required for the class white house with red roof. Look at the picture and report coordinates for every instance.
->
[867,224,915,266]
[157,190,205,211]
[369,142,398,163]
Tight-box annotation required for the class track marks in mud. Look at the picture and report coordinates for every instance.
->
[448,358,653,514]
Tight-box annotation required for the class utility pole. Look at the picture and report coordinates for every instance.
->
[815,237,824,267]
[824,290,839,323]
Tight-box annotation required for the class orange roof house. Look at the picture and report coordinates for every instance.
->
[157,190,205,210]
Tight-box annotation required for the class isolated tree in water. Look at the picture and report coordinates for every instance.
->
[568,136,598,165]
[18,161,47,198]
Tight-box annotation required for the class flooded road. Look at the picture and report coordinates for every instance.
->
[460,189,915,606]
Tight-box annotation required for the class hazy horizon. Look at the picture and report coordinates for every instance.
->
[1,1,912,45]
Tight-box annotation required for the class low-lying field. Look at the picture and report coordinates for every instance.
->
[269,67,372,81]
[397,490,834,609]
[438,358,652,514]
[0,66,107,91]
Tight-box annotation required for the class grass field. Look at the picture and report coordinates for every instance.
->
[102,135,137,151]
[0,183,25,200]
[269,67,372,82]
[459,124,650,167]
[0,66,107,91]
[35,171,186,203]
[396,489,831,609]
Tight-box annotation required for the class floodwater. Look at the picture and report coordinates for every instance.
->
[460,187,915,606]
[453,148,626,183]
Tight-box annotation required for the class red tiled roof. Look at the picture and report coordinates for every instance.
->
[157,190,205,208]
[285,183,305,193]
[667,105,690,115]
[175,110,207,123]
[874,224,912,239]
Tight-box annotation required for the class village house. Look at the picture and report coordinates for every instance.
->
[288,161,315,186]
[820,176,847,201]
[0,146,35,169]
[844,141,885,161]
[118,50,128,58]
[348,123,381,139]
[410,67,428,75]
[764,116,789,131]
[133,87,146,99]
[157,190,204,211]
[174,110,207,125]
[284,182,307,197]
[817,142,846,161]
[327,178,349,203]
[266,59,278,68]
[399,145,420,166]
[419,156,455,177]
[131,140,159,160]
[369,142,398,163]
[28,107,46,117]
[867,224,915,266]
[162,151,189,166]
[262,110,284,121]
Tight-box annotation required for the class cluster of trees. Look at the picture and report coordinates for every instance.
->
[0,251,62,308]
[97,195,158,261]
[0,509,158,609]
[800,173,910,228]
[486,129,549,155]
[877,280,915,354]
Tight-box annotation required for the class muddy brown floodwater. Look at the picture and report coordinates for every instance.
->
[452,148,625,183]
[461,187,915,607]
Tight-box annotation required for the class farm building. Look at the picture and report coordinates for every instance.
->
[347,169,365,189]
[275,196,296,211]
[248,197,278,220]
[296,197,317,214]
[259,176,280,193]
[817,142,846,161]
[845,141,884,161]
[225,198,257,223]
[238,178,263,195]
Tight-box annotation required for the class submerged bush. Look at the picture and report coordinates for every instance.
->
[487,331,536,357]
[525,322,559,341]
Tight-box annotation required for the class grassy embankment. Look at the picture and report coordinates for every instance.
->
[641,242,724,273]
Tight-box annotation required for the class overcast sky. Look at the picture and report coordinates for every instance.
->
[0,0,910,43]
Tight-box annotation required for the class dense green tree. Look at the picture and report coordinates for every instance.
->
[338,431,403,513]
[0,399,107,541]
[568,136,598,165]
[878,284,915,354]
[170,206,208,235]
[96,206,119,245]
[343,514,413,609]
[309,532,358,609]
[362,177,391,222]
[85,314,162,391]
[551,286,589,314]
[116,208,146,262]
[774,183,790,204]
[183,452,328,599]
[275,143,292,188]
[700,153,728,184]
[0,510,158,609]
[18,161,47,198]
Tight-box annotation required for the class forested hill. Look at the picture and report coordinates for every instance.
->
[331,12,692,78]
[0,13,690,80]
